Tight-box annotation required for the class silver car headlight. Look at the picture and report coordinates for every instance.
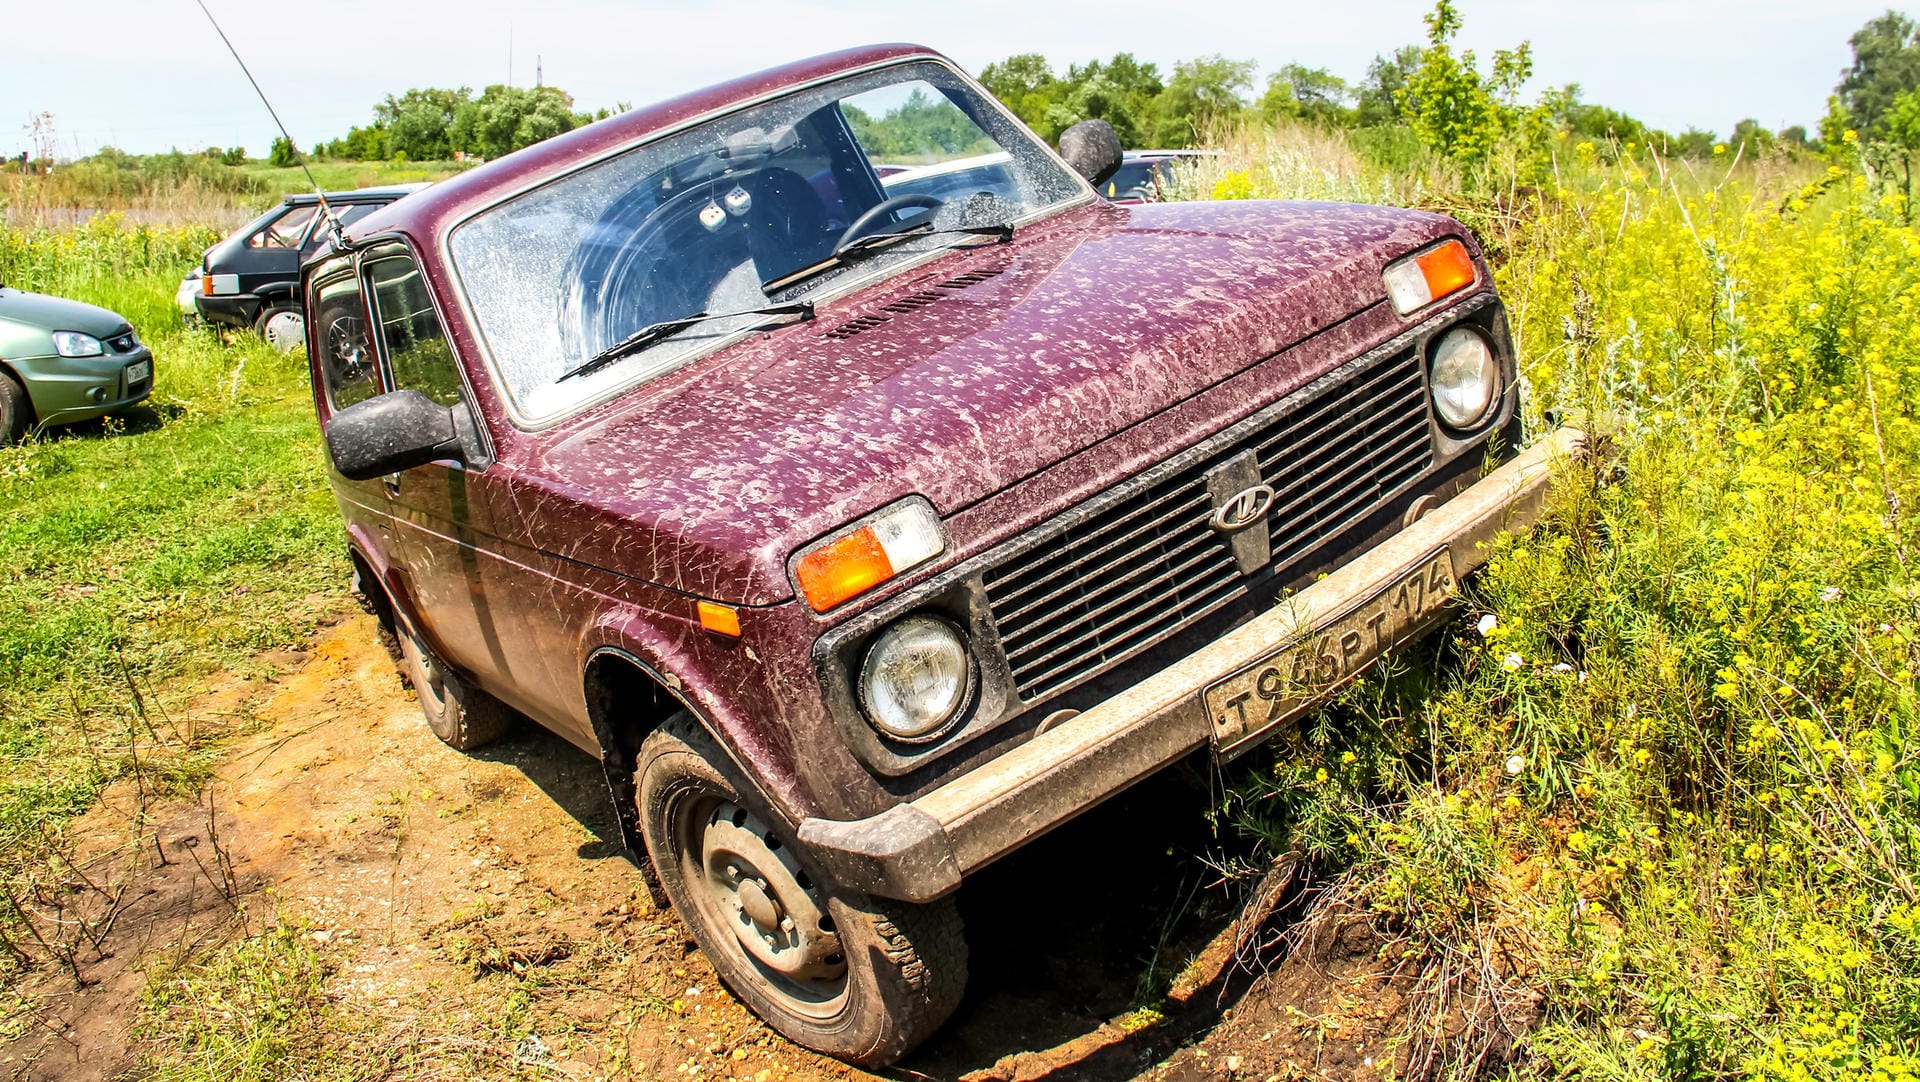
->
[52,331,104,358]
[1429,326,1499,429]
[858,615,973,742]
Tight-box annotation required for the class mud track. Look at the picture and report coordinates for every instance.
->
[4,615,1421,1082]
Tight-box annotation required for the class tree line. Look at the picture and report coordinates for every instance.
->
[316,84,624,163]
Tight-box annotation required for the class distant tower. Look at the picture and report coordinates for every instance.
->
[537,55,543,88]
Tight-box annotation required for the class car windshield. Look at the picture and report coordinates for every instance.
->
[449,59,1088,422]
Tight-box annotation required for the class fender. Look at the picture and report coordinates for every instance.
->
[578,605,822,830]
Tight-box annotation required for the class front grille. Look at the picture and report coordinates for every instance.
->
[982,350,1434,701]
[108,333,136,353]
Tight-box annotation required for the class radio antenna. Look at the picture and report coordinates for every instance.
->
[193,0,347,242]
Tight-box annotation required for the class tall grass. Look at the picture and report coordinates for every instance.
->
[0,157,470,229]
[1213,129,1920,1079]
[0,219,348,980]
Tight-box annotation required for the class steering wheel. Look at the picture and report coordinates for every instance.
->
[834,193,942,255]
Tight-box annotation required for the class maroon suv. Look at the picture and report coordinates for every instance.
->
[305,43,1579,1066]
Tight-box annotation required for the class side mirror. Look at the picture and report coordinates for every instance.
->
[325,389,466,481]
[1058,120,1123,189]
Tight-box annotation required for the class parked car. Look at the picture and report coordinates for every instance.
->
[1103,149,1215,203]
[0,285,153,442]
[175,267,202,324]
[196,184,428,351]
[304,44,1577,1066]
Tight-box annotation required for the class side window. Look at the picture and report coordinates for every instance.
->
[365,253,463,408]
[313,269,381,411]
[249,205,320,249]
[303,203,383,255]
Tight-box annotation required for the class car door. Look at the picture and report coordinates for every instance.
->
[309,258,396,565]
[232,203,322,299]
[360,244,575,731]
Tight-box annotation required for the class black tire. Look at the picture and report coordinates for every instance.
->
[253,304,306,353]
[393,609,513,751]
[636,714,966,1067]
[0,372,28,445]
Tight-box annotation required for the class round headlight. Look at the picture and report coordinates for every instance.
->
[1430,327,1499,429]
[859,615,973,743]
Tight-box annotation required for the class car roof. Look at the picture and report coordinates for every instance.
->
[284,183,433,207]
[343,42,947,248]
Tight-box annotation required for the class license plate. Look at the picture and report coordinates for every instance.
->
[1205,550,1458,759]
[126,360,151,384]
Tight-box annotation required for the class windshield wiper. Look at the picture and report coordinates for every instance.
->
[762,223,1014,292]
[556,301,815,384]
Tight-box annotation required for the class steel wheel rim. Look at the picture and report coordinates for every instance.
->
[672,791,848,1020]
[263,311,305,352]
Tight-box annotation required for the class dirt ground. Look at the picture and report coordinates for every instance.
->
[2,615,1428,1082]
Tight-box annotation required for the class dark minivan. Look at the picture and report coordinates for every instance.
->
[196,184,427,350]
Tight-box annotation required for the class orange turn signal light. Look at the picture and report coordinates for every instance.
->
[797,527,893,613]
[696,600,742,637]
[1383,239,1477,315]
[793,500,945,613]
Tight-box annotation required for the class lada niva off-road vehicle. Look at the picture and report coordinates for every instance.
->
[305,44,1580,1066]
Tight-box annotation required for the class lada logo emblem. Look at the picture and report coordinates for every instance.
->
[1209,484,1277,533]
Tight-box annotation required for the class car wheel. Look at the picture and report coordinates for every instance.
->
[636,714,966,1067]
[393,609,513,751]
[254,305,306,353]
[0,371,30,445]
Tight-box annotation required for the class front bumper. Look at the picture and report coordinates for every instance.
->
[17,347,155,426]
[194,292,260,331]
[799,426,1586,902]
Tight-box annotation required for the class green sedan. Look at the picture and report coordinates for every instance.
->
[0,286,154,442]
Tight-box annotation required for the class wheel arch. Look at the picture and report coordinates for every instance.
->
[582,646,710,860]
[0,358,39,426]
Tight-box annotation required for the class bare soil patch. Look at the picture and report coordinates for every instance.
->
[3,615,1428,1082]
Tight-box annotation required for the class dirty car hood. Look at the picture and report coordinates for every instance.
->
[529,200,1467,605]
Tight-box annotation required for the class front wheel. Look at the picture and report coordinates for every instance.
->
[0,372,30,444]
[255,305,306,353]
[635,714,966,1067]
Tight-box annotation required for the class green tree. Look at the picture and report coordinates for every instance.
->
[1882,86,1920,216]
[1838,11,1920,137]
[1149,56,1254,147]
[451,85,584,159]
[1729,118,1775,155]
[1357,45,1422,125]
[220,145,246,166]
[378,87,471,160]
[1258,64,1350,126]
[268,135,298,168]
[1399,0,1534,162]
[979,53,1059,133]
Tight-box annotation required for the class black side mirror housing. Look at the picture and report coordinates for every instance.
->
[1058,120,1123,189]
[325,389,468,481]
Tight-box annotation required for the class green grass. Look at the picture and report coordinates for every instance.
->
[0,220,349,979]
[1209,135,1920,1078]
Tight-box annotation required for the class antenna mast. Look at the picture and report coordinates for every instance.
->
[192,0,344,239]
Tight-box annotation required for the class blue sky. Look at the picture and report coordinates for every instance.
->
[2,1,1892,159]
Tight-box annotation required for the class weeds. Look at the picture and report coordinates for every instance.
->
[1215,129,1920,1078]
[0,217,348,989]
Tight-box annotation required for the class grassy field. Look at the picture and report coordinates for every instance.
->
[1194,132,1920,1078]
[0,157,470,229]
[0,216,349,987]
[3,131,1918,1078]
